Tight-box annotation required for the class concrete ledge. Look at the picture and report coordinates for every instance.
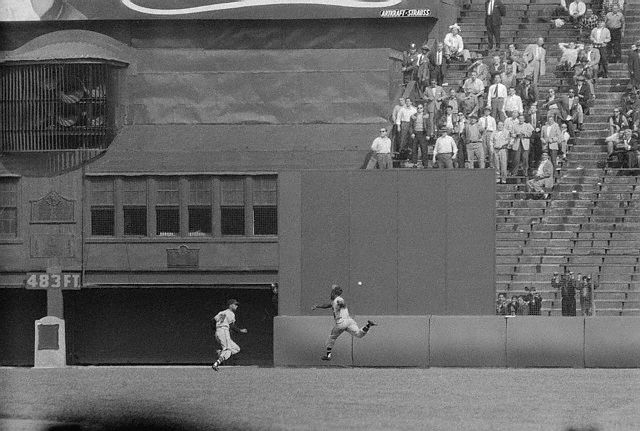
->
[352,316,429,367]
[585,317,640,368]
[506,317,584,368]
[429,316,506,367]
[274,316,351,367]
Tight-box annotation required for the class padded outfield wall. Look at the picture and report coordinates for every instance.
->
[277,169,497,317]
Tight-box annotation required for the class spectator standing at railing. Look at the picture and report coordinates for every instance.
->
[428,42,448,86]
[366,127,393,169]
[409,104,432,168]
[591,21,611,78]
[496,293,508,315]
[432,127,458,168]
[525,286,543,315]
[562,271,578,316]
[516,296,529,315]
[485,0,506,50]
[390,97,405,153]
[605,4,624,63]
[506,296,519,316]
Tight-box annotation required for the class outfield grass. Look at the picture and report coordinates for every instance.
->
[1,366,639,431]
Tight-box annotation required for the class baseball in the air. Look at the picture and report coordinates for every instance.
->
[357,281,362,286]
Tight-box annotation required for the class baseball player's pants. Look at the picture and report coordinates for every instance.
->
[325,318,367,349]
[216,328,240,361]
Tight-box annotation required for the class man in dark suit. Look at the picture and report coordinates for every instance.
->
[485,0,506,50]
[428,42,448,86]
[574,75,593,115]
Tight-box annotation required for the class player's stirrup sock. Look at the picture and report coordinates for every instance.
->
[362,320,377,333]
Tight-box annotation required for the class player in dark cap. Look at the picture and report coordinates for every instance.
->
[211,298,247,371]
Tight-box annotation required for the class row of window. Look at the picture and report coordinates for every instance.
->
[0,175,278,238]
[89,176,277,237]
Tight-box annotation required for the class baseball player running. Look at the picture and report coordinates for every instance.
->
[312,284,377,361]
[211,298,247,371]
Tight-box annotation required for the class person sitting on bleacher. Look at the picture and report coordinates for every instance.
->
[526,151,554,199]
[568,0,587,27]
[444,23,470,63]
[609,107,629,135]
[565,87,585,131]
[501,60,518,89]
[573,74,594,115]
[516,77,537,111]
[463,70,486,112]
[580,8,600,38]
[443,88,460,116]
[468,58,492,91]
[558,41,585,70]
[606,128,638,170]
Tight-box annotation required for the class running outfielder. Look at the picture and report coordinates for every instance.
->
[211,299,247,371]
[312,284,377,361]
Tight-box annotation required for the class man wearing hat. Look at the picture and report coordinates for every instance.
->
[444,23,470,62]
[628,42,640,89]
[432,126,458,168]
[211,298,247,371]
[402,42,421,84]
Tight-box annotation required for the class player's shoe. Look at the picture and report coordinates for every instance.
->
[367,320,378,327]
[211,362,219,371]
[321,355,332,361]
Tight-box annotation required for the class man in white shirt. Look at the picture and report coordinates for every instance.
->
[444,24,470,62]
[590,20,611,77]
[503,87,523,119]
[398,98,417,153]
[433,127,458,168]
[366,127,393,169]
[487,74,508,123]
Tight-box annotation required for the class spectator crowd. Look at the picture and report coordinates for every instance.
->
[496,269,597,316]
[366,0,640,183]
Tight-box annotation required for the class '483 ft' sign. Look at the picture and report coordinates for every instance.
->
[25,273,82,290]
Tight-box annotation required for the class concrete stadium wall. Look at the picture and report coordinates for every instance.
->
[274,316,640,368]
[278,170,497,317]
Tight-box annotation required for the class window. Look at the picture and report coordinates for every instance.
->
[0,178,18,236]
[123,178,147,236]
[0,63,116,152]
[188,178,212,236]
[221,177,245,236]
[90,178,114,236]
[156,178,179,236]
[253,176,277,235]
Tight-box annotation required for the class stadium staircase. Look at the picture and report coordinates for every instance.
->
[450,0,640,315]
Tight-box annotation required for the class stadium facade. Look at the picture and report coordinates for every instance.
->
[0,0,490,366]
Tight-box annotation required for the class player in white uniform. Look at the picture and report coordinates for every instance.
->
[312,284,377,361]
[211,299,247,371]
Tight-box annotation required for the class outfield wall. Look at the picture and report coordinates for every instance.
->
[274,316,640,368]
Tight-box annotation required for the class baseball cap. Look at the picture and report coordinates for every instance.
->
[227,298,240,307]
